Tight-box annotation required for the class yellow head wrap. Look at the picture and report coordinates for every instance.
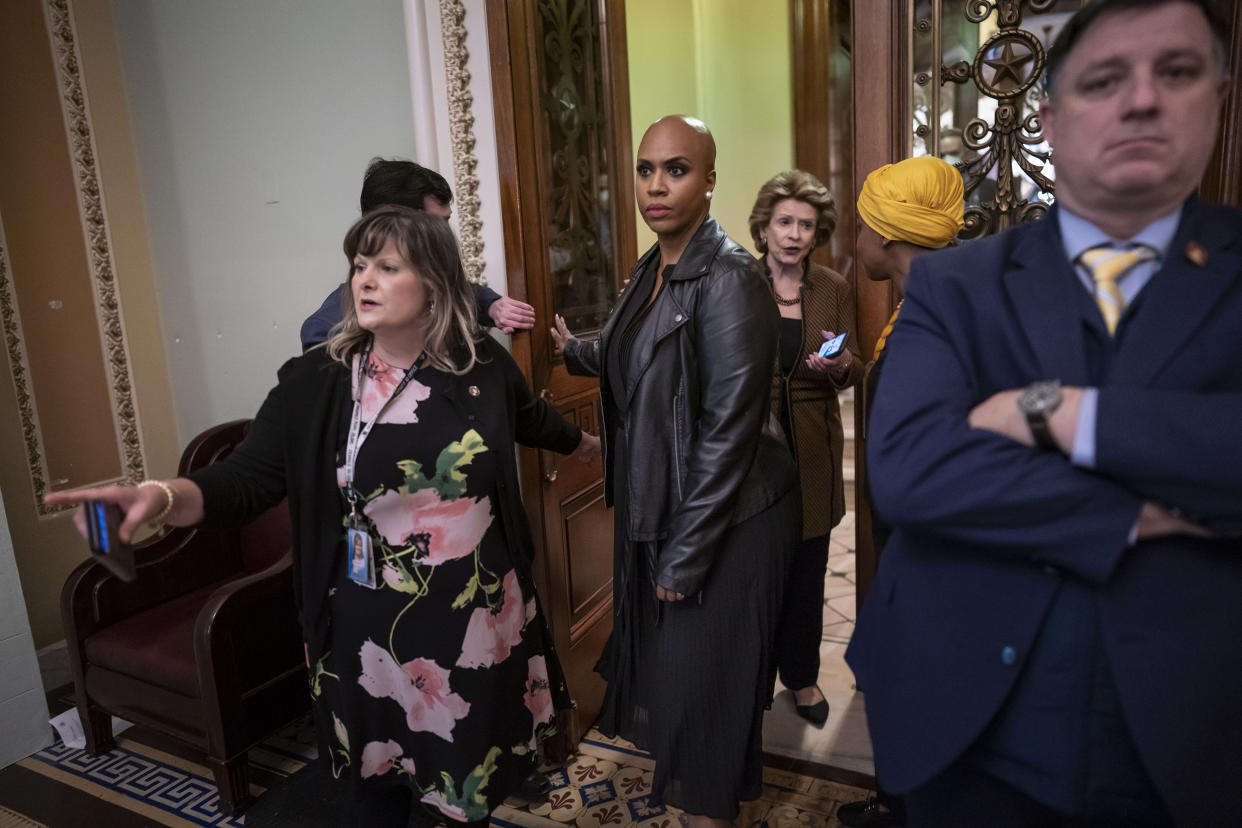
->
[856,156,965,249]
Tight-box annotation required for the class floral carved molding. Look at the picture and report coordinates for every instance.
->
[0,227,56,515]
[439,0,486,285]
[7,0,146,515]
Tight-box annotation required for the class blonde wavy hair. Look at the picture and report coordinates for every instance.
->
[325,205,481,374]
[748,170,838,277]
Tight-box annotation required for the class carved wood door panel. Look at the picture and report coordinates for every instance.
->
[486,0,635,747]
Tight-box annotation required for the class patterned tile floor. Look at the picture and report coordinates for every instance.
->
[823,511,858,646]
[10,697,869,828]
[494,730,870,828]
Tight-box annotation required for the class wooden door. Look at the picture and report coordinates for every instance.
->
[792,0,908,608]
[486,0,635,748]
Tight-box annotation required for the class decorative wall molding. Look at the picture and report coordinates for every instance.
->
[0,224,56,515]
[38,0,145,511]
[439,0,487,285]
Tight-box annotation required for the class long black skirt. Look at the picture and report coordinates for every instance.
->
[596,485,799,819]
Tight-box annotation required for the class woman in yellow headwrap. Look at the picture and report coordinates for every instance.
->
[838,155,963,828]
[855,155,965,316]
[856,157,965,427]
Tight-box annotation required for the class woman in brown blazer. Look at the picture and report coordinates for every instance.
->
[749,170,863,726]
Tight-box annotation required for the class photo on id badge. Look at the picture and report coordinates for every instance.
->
[347,527,376,588]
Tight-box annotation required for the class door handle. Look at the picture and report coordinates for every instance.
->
[539,389,559,482]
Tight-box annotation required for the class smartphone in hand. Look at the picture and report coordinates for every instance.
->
[817,331,849,359]
[85,500,137,582]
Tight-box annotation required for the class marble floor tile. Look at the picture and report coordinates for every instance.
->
[826,594,856,623]
[762,512,873,783]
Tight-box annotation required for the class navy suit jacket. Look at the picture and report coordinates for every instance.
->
[846,200,1242,825]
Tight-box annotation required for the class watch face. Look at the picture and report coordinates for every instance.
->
[1020,381,1061,413]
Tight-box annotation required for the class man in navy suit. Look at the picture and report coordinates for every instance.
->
[846,1,1241,824]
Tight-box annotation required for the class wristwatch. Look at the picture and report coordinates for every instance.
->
[1017,380,1062,452]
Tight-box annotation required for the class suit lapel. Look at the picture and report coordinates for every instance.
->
[1112,207,1242,386]
[1002,212,1092,386]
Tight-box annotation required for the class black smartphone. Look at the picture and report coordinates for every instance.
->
[85,500,137,582]
[817,331,849,359]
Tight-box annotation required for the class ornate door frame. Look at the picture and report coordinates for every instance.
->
[485,0,634,748]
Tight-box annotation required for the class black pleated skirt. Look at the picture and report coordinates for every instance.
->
[597,449,799,819]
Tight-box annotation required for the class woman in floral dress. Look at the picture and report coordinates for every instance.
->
[48,206,601,827]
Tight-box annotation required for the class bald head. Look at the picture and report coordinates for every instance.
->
[644,115,716,170]
[635,115,717,243]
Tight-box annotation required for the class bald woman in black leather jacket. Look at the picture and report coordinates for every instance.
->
[552,115,798,828]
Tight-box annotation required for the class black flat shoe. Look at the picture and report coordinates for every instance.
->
[794,698,829,726]
[837,795,906,827]
[513,770,554,802]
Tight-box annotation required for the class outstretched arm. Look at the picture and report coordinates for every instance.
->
[45,478,205,544]
[475,285,536,334]
[551,314,602,377]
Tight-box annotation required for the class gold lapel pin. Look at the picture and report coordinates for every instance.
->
[467,385,481,397]
[1186,242,1208,267]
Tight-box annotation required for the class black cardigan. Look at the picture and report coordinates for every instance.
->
[190,336,582,665]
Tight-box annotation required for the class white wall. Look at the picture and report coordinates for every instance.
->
[112,0,420,446]
[0,489,52,768]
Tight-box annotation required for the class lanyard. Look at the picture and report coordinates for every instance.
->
[343,343,419,518]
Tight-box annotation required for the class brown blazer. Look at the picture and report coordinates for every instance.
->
[769,262,863,539]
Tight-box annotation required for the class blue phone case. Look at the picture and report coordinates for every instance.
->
[818,332,847,358]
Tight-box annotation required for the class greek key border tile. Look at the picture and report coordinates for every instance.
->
[439,0,487,285]
[31,743,244,827]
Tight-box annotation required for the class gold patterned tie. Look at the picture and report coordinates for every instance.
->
[1078,245,1157,335]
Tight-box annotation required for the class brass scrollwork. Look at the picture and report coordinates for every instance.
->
[537,0,618,335]
[941,60,972,85]
[966,0,1058,27]
[921,0,1077,238]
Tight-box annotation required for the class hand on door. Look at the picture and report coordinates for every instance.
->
[550,314,574,358]
[487,296,536,334]
[573,432,601,465]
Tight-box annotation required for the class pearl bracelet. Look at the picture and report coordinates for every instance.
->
[137,479,176,525]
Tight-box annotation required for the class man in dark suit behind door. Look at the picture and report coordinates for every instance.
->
[846,1,1242,824]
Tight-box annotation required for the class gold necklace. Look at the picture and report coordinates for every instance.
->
[769,266,802,306]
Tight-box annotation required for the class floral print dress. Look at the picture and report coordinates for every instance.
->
[310,351,557,822]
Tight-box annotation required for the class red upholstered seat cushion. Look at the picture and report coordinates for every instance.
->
[84,580,233,698]
[239,501,291,573]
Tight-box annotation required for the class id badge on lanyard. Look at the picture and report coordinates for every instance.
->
[346,526,376,588]
[343,345,418,589]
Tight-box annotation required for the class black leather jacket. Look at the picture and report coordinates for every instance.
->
[563,218,797,596]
